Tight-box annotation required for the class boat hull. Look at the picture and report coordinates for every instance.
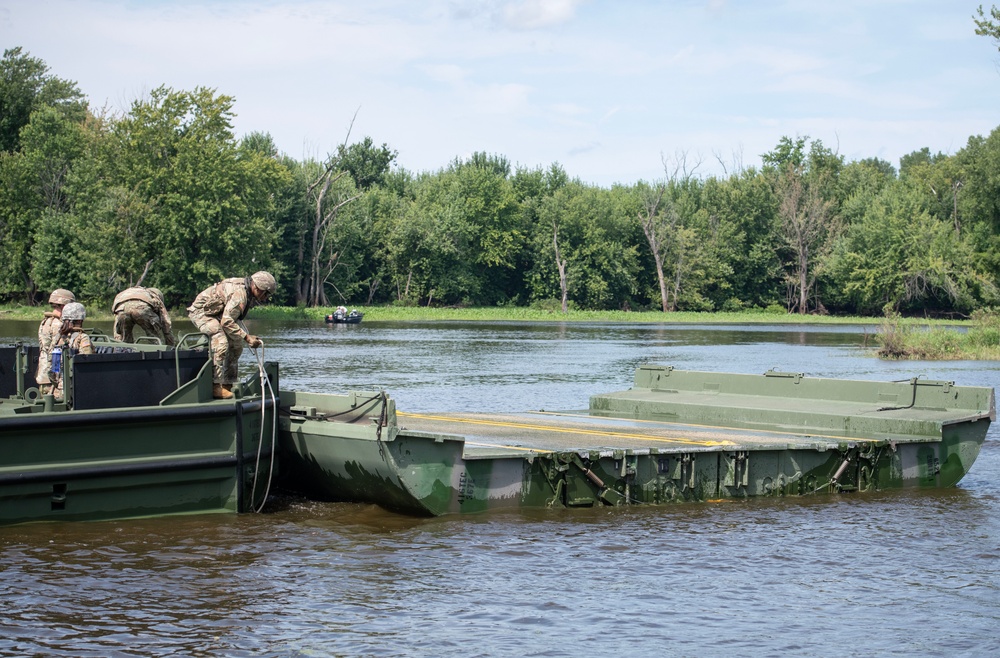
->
[324,312,363,324]
[0,344,279,525]
[277,367,994,516]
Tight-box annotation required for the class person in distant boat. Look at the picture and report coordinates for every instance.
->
[187,271,275,400]
[51,302,94,402]
[36,288,75,396]
[112,286,176,345]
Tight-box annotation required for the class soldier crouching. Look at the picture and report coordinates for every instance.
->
[112,286,176,345]
[187,271,275,399]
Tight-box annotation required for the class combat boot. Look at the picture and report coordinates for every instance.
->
[213,384,234,400]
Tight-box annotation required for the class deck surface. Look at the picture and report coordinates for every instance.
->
[395,410,902,459]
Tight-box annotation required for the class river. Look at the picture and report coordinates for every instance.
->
[1,319,998,657]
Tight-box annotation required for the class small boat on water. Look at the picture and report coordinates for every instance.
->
[0,336,278,525]
[325,307,363,324]
[278,365,995,516]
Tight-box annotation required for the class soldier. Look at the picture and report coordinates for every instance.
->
[36,288,75,396]
[187,271,275,400]
[51,302,94,403]
[112,286,176,346]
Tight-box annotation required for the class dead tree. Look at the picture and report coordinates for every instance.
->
[303,163,360,306]
[552,219,568,313]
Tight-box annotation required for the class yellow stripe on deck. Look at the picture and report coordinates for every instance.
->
[398,411,733,448]
[530,410,884,443]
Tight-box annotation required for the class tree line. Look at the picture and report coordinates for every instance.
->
[3,46,1000,317]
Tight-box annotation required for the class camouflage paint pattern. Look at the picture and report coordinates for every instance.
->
[277,366,994,516]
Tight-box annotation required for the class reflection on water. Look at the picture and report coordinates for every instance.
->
[1,319,998,656]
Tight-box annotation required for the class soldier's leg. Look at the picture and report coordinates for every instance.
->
[209,332,229,384]
[191,314,225,384]
[223,334,244,386]
[135,307,165,344]
[113,313,125,342]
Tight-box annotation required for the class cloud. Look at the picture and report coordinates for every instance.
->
[472,82,533,114]
[3,0,996,187]
[420,63,468,85]
[566,140,601,156]
[501,0,582,30]
[448,0,582,30]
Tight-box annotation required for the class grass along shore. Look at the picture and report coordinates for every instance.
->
[0,302,972,326]
[875,308,1000,361]
[246,304,970,327]
[3,303,995,360]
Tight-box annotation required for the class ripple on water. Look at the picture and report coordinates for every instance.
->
[2,322,1000,656]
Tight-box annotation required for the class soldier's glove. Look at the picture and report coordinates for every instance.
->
[246,335,263,348]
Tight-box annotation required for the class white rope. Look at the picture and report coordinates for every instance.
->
[240,322,279,513]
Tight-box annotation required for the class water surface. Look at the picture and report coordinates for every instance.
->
[1,320,997,657]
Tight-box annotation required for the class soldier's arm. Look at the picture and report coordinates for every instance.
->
[159,306,176,345]
[220,293,249,341]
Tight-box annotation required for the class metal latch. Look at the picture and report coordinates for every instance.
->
[764,368,803,384]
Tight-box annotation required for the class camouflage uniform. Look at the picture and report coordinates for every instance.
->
[187,277,259,386]
[112,287,176,345]
[52,328,94,402]
[36,313,65,395]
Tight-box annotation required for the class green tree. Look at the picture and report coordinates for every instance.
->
[336,137,397,191]
[93,86,289,303]
[954,128,1000,285]
[0,105,89,301]
[698,170,782,309]
[382,155,523,306]
[826,181,995,314]
[974,5,1000,47]
[763,137,844,313]
[530,182,640,310]
[0,47,86,154]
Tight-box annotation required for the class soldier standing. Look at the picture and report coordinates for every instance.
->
[51,302,94,402]
[36,288,75,396]
[112,286,176,345]
[187,271,275,399]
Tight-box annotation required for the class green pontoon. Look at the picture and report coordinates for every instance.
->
[4,344,993,524]
[278,365,995,516]
[0,338,278,525]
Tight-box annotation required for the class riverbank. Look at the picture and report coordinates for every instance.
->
[6,303,994,359]
[246,305,973,326]
[0,303,971,326]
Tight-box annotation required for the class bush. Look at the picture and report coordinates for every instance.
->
[968,307,1000,347]
[720,297,745,313]
[763,303,787,315]
[876,305,910,358]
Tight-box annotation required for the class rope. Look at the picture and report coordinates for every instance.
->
[239,321,279,514]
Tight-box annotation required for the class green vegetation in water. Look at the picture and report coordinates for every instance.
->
[876,306,1000,360]
[2,302,973,330]
[246,304,970,327]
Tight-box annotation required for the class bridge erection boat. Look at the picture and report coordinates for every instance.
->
[0,338,278,526]
[278,365,995,516]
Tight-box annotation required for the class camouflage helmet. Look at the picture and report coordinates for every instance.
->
[48,289,75,306]
[250,271,276,294]
[62,302,86,322]
[147,287,165,303]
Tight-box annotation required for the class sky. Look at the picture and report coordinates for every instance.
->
[2,0,999,186]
